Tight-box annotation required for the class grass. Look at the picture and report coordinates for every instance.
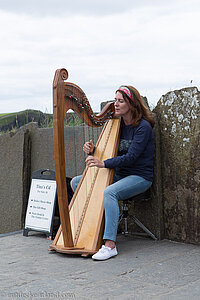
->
[0,112,17,117]
[0,109,85,134]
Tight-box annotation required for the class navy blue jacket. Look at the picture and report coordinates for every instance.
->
[104,119,154,182]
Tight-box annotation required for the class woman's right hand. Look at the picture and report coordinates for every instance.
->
[83,140,95,155]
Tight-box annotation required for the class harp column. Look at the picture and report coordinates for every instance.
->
[53,68,74,247]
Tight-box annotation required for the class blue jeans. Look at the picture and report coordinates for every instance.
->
[71,175,82,192]
[70,173,152,242]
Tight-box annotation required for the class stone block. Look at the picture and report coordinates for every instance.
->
[154,87,200,243]
[0,125,31,234]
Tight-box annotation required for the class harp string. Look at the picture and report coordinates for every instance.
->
[73,119,113,246]
[67,109,104,244]
[77,114,84,226]
[67,100,97,239]
[72,102,82,232]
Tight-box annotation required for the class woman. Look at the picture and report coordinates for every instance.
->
[71,85,155,260]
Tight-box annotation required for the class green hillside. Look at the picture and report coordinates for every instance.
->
[0,110,83,133]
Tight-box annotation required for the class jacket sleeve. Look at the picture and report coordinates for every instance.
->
[104,122,152,168]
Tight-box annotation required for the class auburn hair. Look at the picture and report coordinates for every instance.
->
[116,85,155,128]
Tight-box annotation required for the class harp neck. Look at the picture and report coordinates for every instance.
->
[53,68,115,126]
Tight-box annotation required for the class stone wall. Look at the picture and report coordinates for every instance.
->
[0,123,100,234]
[154,87,200,244]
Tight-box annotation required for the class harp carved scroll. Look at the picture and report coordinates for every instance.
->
[50,68,121,256]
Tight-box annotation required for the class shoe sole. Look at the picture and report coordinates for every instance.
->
[92,253,118,261]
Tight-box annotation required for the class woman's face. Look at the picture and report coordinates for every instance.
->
[114,91,131,118]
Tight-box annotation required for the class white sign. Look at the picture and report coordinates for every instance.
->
[25,179,57,233]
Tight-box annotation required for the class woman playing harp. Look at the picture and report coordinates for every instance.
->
[71,85,155,261]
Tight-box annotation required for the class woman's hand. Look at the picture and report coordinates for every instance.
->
[83,140,95,155]
[85,156,105,168]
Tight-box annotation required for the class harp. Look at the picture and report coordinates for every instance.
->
[49,68,121,256]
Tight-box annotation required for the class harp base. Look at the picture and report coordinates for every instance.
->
[48,244,97,256]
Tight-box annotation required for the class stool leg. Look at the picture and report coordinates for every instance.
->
[122,217,128,235]
[130,216,157,240]
[118,213,123,223]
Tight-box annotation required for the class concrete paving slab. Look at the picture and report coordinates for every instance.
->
[0,231,199,300]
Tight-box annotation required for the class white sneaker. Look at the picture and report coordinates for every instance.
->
[92,245,118,260]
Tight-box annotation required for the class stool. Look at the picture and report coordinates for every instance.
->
[118,189,157,240]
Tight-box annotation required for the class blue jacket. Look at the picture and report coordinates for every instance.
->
[104,119,154,182]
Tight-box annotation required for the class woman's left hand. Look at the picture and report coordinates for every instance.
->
[85,156,105,168]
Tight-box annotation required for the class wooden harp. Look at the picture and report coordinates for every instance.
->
[49,68,120,256]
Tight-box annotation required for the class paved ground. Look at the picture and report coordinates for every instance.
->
[0,231,200,300]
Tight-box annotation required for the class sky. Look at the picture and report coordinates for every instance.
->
[0,0,200,114]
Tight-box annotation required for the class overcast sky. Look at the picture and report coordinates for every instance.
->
[0,0,200,113]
